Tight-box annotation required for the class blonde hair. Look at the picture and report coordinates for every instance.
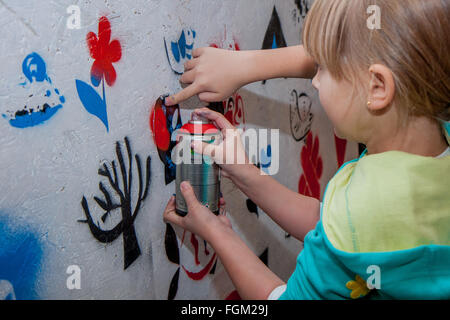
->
[303,0,450,122]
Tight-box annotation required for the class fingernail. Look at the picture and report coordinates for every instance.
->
[181,181,189,190]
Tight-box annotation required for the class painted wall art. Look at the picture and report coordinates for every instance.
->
[79,137,151,270]
[261,7,287,85]
[164,223,218,300]
[290,90,313,142]
[164,28,196,75]
[75,16,122,132]
[0,216,42,300]
[298,132,323,200]
[149,96,183,185]
[2,52,65,128]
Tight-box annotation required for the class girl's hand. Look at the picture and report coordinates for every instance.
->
[190,107,253,180]
[163,181,231,242]
[165,47,249,106]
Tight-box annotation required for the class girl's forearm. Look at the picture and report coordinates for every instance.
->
[241,45,317,83]
[208,223,285,300]
[229,164,320,241]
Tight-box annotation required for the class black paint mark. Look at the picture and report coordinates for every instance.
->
[246,199,259,217]
[259,248,269,266]
[207,101,225,115]
[168,267,180,300]
[261,7,287,85]
[79,137,152,270]
[295,0,310,18]
[290,90,313,142]
[165,223,180,265]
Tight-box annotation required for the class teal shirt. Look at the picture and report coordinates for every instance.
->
[280,130,450,300]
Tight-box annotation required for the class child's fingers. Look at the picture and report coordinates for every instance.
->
[192,47,205,58]
[166,84,200,106]
[163,196,184,226]
[193,108,235,130]
[184,58,198,71]
[180,181,202,212]
[180,70,195,84]
[198,92,221,102]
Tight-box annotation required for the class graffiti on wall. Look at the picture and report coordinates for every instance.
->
[165,223,218,300]
[164,28,196,75]
[149,96,183,185]
[261,7,287,85]
[0,216,43,300]
[2,52,65,128]
[298,132,323,200]
[290,90,313,142]
[78,137,152,270]
[75,16,122,132]
[223,93,246,129]
[292,0,310,24]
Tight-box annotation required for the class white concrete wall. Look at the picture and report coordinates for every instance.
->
[0,0,358,300]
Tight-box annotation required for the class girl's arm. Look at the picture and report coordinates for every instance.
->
[230,163,320,242]
[163,183,285,300]
[165,45,317,106]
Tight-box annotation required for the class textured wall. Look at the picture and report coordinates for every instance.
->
[0,0,358,300]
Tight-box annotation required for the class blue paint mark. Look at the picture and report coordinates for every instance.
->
[8,104,63,129]
[0,216,43,300]
[22,52,49,83]
[2,52,65,128]
[261,145,272,174]
[164,28,196,75]
[272,35,277,49]
[75,79,109,131]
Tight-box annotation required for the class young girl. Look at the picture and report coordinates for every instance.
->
[163,0,450,299]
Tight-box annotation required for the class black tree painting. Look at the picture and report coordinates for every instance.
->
[79,137,151,270]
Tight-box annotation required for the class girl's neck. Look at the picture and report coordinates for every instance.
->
[365,116,448,157]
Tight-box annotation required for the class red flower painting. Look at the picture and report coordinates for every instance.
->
[87,16,122,87]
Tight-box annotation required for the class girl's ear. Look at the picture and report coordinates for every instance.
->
[367,64,395,112]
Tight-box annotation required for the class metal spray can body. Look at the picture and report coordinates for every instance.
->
[174,118,221,216]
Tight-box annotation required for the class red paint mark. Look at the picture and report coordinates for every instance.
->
[225,290,242,300]
[86,16,122,87]
[182,253,217,281]
[190,233,200,265]
[334,134,347,168]
[223,93,245,127]
[149,98,170,151]
[298,132,323,200]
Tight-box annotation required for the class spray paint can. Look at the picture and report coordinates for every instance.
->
[174,115,221,216]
